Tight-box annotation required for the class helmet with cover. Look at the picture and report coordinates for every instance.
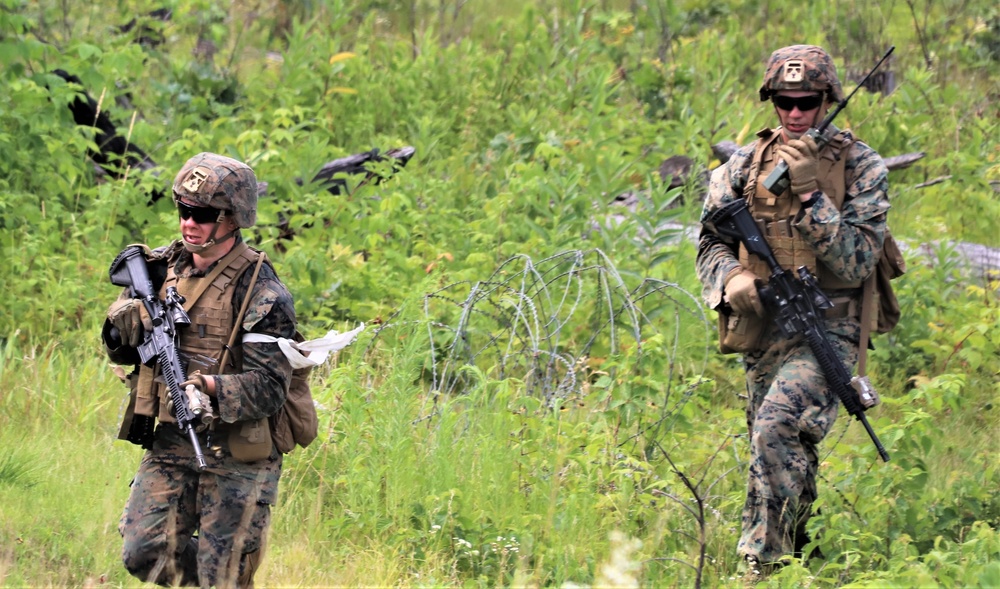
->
[172,152,258,228]
[759,45,845,103]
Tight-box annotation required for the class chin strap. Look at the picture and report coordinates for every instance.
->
[182,212,239,254]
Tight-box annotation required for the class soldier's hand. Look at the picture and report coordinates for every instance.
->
[180,372,212,396]
[181,373,215,430]
[725,268,765,317]
[107,299,150,348]
[181,370,208,393]
[776,135,820,196]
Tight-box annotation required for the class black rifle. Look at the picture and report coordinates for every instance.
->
[764,46,895,195]
[109,246,208,469]
[707,199,890,462]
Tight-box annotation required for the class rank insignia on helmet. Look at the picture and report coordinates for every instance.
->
[782,60,804,83]
[182,167,211,193]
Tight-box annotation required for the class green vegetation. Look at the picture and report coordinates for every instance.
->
[1,0,998,586]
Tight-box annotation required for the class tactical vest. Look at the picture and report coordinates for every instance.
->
[134,242,259,422]
[739,127,862,292]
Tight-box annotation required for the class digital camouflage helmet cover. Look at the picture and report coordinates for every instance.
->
[759,45,845,103]
[172,152,258,228]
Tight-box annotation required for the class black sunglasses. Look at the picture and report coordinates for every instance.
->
[177,201,222,224]
[771,94,824,112]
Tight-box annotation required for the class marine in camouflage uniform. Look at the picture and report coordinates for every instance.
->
[695,46,890,570]
[103,153,296,587]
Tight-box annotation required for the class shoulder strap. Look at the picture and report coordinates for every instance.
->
[745,133,775,194]
[820,130,852,211]
[219,251,267,372]
[746,131,782,207]
[856,272,876,376]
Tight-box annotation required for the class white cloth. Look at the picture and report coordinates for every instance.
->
[243,324,365,369]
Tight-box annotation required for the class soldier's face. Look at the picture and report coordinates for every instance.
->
[773,90,825,140]
[178,198,231,245]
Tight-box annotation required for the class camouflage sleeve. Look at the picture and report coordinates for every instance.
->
[793,140,890,283]
[212,262,297,423]
[695,143,756,309]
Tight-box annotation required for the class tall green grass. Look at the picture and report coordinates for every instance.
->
[2,284,996,587]
[0,334,141,585]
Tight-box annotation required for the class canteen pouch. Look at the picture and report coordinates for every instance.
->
[717,306,767,354]
[228,418,273,462]
[269,365,318,455]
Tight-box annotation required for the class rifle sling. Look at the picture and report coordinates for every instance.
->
[219,251,267,371]
[857,272,876,376]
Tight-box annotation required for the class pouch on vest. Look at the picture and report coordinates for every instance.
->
[117,367,155,449]
[228,418,273,462]
[717,307,768,354]
[875,231,906,333]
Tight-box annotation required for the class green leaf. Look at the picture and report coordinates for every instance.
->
[75,43,102,60]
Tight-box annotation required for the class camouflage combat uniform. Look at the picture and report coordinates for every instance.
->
[104,153,296,587]
[696,128,889,563]
[106,239,295,587]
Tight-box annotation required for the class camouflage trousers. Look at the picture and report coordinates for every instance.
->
[120,424,281,588]
[737,319,859,563]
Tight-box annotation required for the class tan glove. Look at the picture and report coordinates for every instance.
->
[724,268,765,317]
[107,299,151,347]
[180,372,209,394]
[180,372,215,430]
[775,135,820,196]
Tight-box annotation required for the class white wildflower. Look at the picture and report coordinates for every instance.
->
[594,531,642,588]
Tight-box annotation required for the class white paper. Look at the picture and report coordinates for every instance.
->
[243,323,365,369]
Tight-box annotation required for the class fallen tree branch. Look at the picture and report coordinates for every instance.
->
[914,175,951,189]
[710,141,925,173]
